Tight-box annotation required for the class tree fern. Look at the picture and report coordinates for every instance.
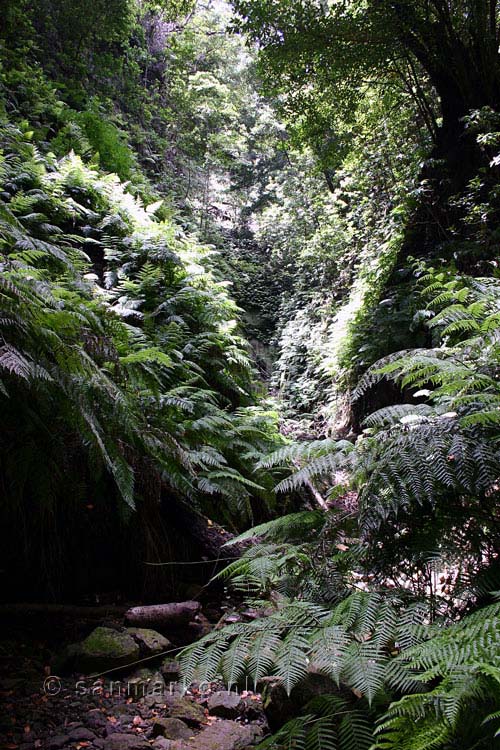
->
[0,121,284,597]
[374,602,500,749]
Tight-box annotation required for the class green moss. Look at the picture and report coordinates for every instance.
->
[82,627,137,657]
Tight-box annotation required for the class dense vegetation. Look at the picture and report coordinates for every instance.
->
[1,1,500,748]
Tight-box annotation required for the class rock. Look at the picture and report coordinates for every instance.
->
[73,627,140,674]
[103,733,151,750]
[127,668,165,699]
[68,726,97,741]
[46,735,70,749]
[160,659,180,683]
[104,724,125,737]
[141,693,169,708]
[207,691,243,719]
[86,710,109,728]
[290,672,340,707]
[112,703,136,715]
[258,677,294,731]
[125,628,171,655]
[241,696,266,723]
[185,613,212,642]
[175,720,262,750]
[169,696,206,727]
[259,672,344,731]
[153,739,173,750]
[152,718,193,740]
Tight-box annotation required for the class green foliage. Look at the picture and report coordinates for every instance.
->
[259,695,373,750]
[375,602,500,749]
[0,121,283,596]
[3,4,500,749]
[179,264,500,749]
[180,590,427,697]
[232,0,499,161]
[75,108,136,180]
[259,268,500,597]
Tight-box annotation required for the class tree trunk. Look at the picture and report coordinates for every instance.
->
[125,601,201,628]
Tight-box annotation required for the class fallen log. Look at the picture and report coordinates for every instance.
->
[125,600,200,629]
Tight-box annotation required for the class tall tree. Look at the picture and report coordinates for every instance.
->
[233,0,500,178]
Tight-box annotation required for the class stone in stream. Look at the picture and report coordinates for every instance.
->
[72,627,140,674]
[152,718,193,740]
[207,691,244,719]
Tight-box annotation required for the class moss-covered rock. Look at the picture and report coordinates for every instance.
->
[73,627,140,674]
[152,717,192,740]
[126,627,171,655]
[169,696,206,727]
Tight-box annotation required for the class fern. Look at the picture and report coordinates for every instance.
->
[375,603,500,749]
[0,121,284,590]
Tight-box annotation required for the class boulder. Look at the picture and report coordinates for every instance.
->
[174,720,262,750]
[259,672,346,731]
[207,691,243,719]
[152,718,193,740]
[103,733,151,750]
[73,627,140,674]
[258,677,294,731]
[290,672,340,707]
[126,628,171,655]
[169,696,206,727]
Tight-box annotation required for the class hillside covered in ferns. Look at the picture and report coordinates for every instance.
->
[1,1,500,750]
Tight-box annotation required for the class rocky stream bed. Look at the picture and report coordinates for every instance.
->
[0,602,271,750]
